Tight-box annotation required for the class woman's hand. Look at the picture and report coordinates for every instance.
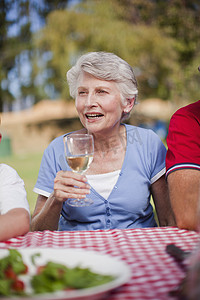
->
[53,171,91,202]
[31,171,91,232]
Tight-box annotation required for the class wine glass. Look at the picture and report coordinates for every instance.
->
[63,133,94,207]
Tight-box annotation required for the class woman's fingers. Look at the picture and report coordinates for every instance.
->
[57,170,87,181]
[53,171,91,201]
[54,189,89,201]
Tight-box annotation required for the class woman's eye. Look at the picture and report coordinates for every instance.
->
[78,91,86,95]
[97,90,106,94]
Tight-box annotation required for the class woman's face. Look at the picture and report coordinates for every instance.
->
[75,72,127,135]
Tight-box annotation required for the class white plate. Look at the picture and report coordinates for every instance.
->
[0,248,132,300]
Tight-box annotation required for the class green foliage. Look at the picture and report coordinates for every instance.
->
[33,0,200,103]
[0,0,70,112]
[0,0,34,111]
[1,0,200,111]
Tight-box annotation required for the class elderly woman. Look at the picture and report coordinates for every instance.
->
[31,51,175,231]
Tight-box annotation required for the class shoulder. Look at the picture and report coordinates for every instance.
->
[0,164,23,185]
[125,123,164,144]
[41,131,79,171]
[125,124,166,160]
[168,101,200,140]
[170,100,200,127]
[177,100,200,115]
[125,123,157,137]
[48,135,65,149]
[0,163,19,177]
[166,101,200,174]
[43,134,67,157]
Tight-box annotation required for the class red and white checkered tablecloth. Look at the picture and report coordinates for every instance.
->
[0,227,199,300]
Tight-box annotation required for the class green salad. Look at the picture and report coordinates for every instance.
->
[0,249,115,297]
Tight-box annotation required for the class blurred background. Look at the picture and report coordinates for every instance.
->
[0,0,200,213]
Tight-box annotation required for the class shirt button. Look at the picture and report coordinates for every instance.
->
[107,213,111,216]
[104,200,108,204]
[107,219,111,223]
[114,186,117,189]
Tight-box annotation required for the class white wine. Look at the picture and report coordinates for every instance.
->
[63,133,94,206]
[66,155,93,173]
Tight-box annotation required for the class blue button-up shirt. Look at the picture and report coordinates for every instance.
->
[34,124,166,231]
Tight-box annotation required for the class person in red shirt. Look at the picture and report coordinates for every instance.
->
[166,100,200,230]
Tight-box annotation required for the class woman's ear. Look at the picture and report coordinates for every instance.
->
[124,97,135,113]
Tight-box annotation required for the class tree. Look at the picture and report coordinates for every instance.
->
[115,0,200,65]
[0,0,16,112]
[1,0,199,111]
[115,0,200,102]
[33,0,180,101]
[0,0,70,112]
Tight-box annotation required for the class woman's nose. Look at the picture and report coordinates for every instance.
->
[85,93,97,107]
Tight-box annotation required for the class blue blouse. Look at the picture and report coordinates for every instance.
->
[34,124,166,230]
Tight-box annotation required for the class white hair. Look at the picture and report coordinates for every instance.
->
[66,51,138,119]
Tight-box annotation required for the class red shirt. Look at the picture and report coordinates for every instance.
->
[166,100,200,176]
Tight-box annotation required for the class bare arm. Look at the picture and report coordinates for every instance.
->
[31,171,90,231]
[151,175,176,227]
[167,169,200,231]
[0,208,30,241]
[31,194,63,231]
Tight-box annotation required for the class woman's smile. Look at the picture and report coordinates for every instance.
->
[85,112,104,121]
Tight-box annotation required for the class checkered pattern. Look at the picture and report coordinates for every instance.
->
[0,227,199,299]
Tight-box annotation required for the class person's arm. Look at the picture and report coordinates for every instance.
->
[0,208,30,241]
[167,169,200,230]
[166,103,200,230]
[31,170,90,231]
[151,175,176,227]
[31,194,63,231]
